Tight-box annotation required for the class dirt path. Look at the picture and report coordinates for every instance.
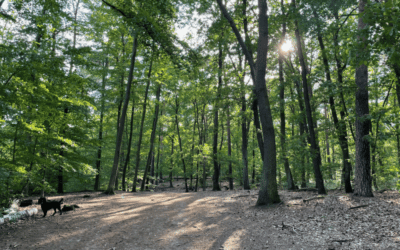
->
[1,186,400,249]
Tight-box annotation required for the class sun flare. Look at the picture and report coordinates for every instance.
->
[281,40,293,52]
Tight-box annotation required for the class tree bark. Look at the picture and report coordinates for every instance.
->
[132,46,153,192]
[141,81,162,191]
[122,102,135,191]
[212,43,223,191]
[354,0,373,197]
[279,1,295,190]
[293,0,326,194]
[217,0,280,205]
[155,110,163,185]
[105,32,138,195]
[94,58,107,191]
[393,64,400,106]
[227,107,233,190]
[174,96,189,192]
[313,7,353,192]
[169,135,174,188]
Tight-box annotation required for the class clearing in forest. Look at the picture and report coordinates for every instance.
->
[1,184,400,250]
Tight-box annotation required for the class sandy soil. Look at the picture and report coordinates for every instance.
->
[1,182,400,250]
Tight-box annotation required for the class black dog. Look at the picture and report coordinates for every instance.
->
[61,204,80,212]
[19,199,33,207]
[38,197,63,217]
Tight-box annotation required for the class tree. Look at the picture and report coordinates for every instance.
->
[105,31,138,194]
[217,0,280,205]
[354,0,373,197]
[292,0,326,194]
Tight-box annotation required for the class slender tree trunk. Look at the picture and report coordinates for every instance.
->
[241,93,250,190]
[253,0,280,204]
[202,107,207,191]
[397,130,400,169]
[122,103,135,191]
[175,97,189,192]
[169,135,174,188]
[150,152,155,184]
[243,0,264,163]
[354,0,373,197]
[293,0,326,194]
[240,0,250,190]
[155,110,163,185]
[324,106,332,178]
[212,44,223,191]
[278,2,295,190]
[252,126,256,184]
[217,0,280,205]
[314,7,353,193]
[105,32,138,195]
[57,29,65,194]
[252,99,264,161]
[69,0,80,74]
[94,60,106,190]
[141,81,161,191]
[227,108,233,190]
[22,137,38,195]
[132,46,153,192]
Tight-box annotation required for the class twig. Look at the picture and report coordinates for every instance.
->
[331,239,354,243]
[349,204,369,210]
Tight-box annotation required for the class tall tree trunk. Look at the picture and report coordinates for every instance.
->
[22,137,38,195]
[216,0,280,205]
[217,0,280,203]
[122,103,135,191]
[279,1,295,190]
[325,106,332,178]
[252,99,264,161]
[150,152,155,184]
[155,110,163,185]
[252,0,280,205]
[69,0,80,74]
[240,0,250,190]
[132,46,153,192]
[169,135,174,188]
[212,44,223,191]
[354,0,373,197]
[252,126,256,184]
[314,7,353,193]
[140,81,161,191]
[105,32,138,194]
[94,59,107,191]
[174,96,189,192]
[56,29,65,194]
[293,0,326,194]
[202,107,207,191]
[227,107,233,190]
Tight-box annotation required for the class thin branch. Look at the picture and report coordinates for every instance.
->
[101,0,131,18]
[336,6,358,35]
[4,72,15,86]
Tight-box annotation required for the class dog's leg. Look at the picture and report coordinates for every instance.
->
[52,208,57,216]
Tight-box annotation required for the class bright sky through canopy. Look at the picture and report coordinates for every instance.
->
[281,40,293,52]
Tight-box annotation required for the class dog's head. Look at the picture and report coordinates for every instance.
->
[38,197,47,204]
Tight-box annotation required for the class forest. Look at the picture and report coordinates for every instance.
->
[0,0,399,208]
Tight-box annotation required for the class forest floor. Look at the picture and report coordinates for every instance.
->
[1,181,400,250]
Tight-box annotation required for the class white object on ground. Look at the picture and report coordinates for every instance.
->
[0,207,38,224]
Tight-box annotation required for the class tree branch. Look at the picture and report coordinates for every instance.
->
[101,0,131,18]
[4,72,15,86]
[216,0,255,82]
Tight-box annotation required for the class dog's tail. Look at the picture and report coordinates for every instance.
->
[59,198,64,204]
